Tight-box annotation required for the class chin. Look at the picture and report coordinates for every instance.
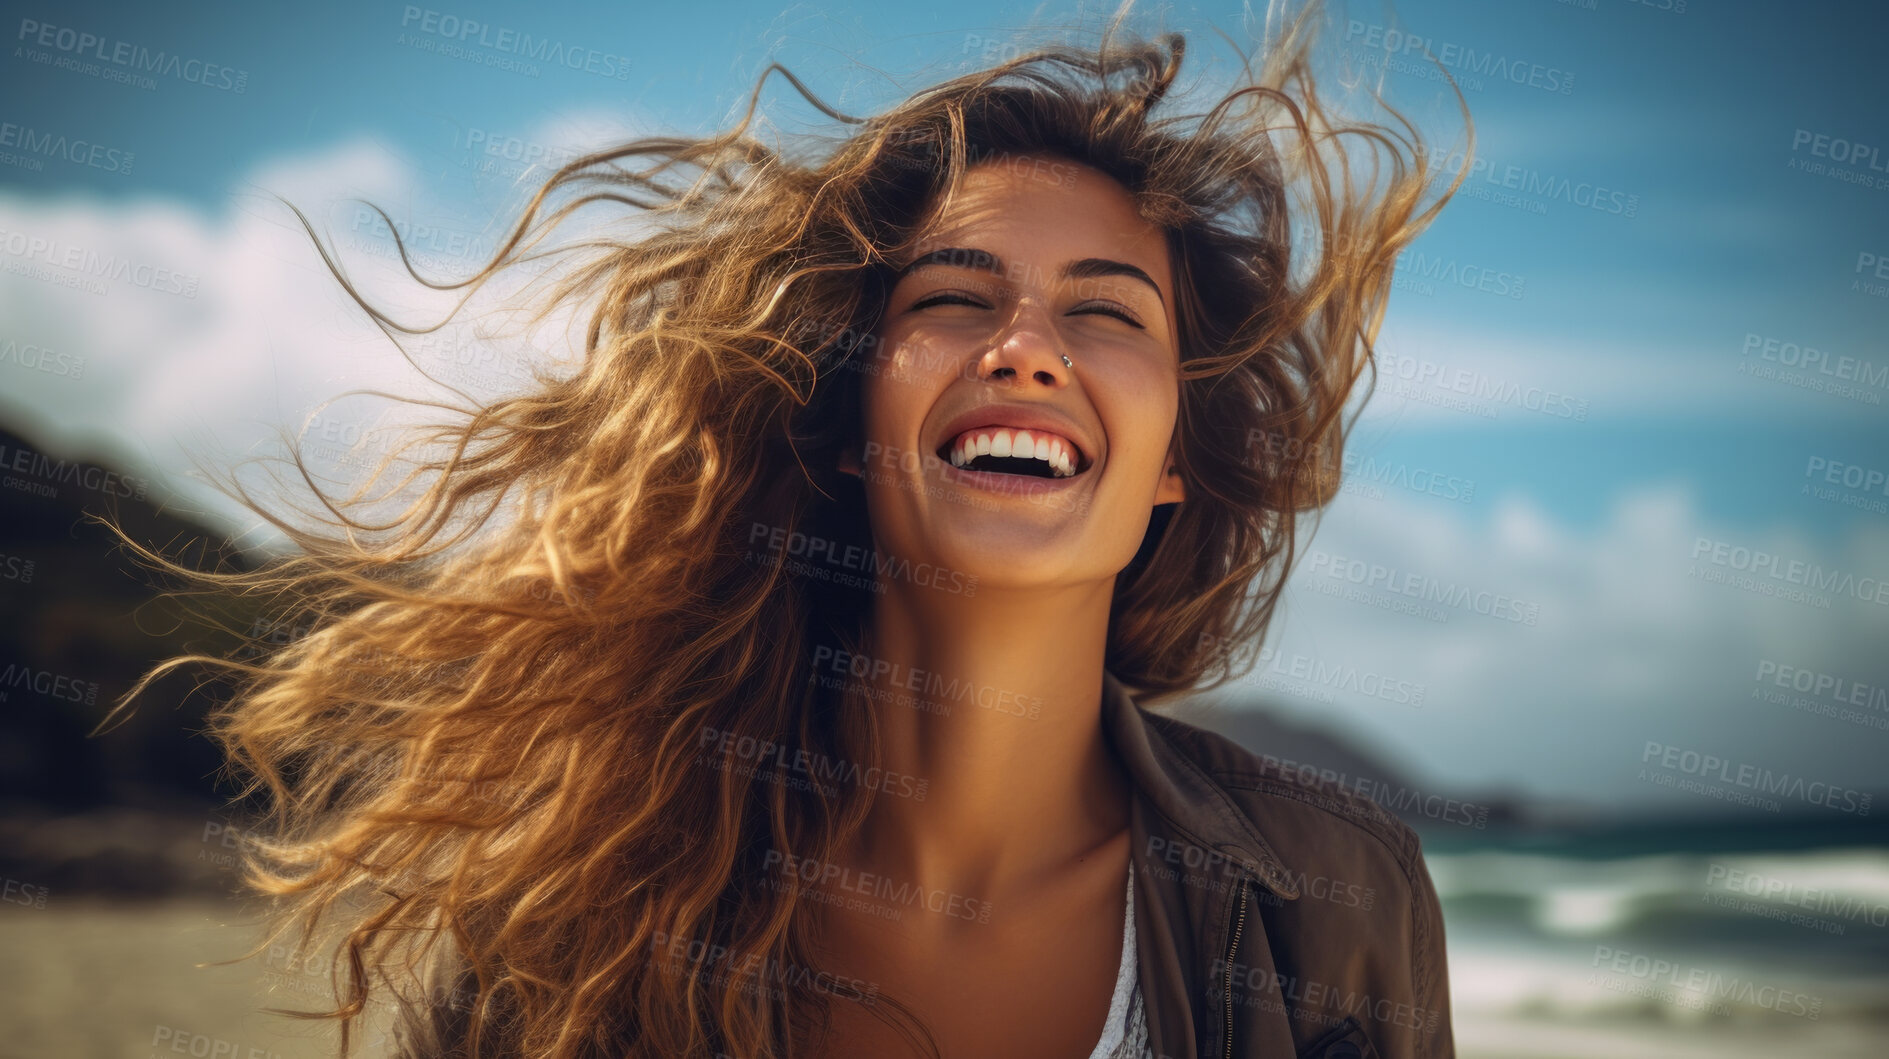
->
[922,521,1107,587]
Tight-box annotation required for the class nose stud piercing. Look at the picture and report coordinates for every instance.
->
[1061,354,1073,368]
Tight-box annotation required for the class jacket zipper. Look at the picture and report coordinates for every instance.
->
[1222,873,1249,1059]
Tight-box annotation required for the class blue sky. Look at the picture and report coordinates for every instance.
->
[2,0,1885,809]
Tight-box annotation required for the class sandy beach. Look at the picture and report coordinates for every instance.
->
[5,892,1885,1058]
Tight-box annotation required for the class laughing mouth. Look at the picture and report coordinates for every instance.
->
[937,427,1089,479]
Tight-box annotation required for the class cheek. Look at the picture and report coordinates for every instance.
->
[862,334,951,433]
[1106,370,1182,457]
[859,371,924,454]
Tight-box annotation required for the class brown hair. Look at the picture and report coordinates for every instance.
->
[97,2,1466,1056]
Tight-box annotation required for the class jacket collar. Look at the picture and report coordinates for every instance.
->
[1101,669,1301,900]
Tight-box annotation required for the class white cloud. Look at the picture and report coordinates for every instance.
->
[1246,480,1889,809]
[1349,312,1886,428]
[0,119,647,545]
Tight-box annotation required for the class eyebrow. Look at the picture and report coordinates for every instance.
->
[894,246,1167,309]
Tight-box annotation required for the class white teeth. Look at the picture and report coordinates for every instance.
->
[945,428,1083,478]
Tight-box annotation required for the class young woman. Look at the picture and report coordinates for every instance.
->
[106,6,1465,1057]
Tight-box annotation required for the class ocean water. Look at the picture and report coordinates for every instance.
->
[1424,817,1889,1056]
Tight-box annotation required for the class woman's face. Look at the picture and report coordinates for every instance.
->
[847,153,1187,592]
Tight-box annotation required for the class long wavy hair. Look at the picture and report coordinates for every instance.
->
[97,2,1466,1056]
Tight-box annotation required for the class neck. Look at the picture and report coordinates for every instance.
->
[828,576,1133,905]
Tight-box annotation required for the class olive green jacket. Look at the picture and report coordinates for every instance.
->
[1101,668,1454,1059]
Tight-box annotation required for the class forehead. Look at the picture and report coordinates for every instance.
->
[908,154,1171,287]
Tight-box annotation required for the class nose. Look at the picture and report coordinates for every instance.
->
[977,302,1072,388]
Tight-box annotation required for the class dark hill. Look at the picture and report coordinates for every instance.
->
[0,424,253,812]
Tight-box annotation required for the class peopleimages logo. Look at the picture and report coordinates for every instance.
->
[1754,660,1886,712]
[398,7,632,79]
[1375,350,1590,421]
[0,228,200,298]
[761,850,992,924]
[1803,455,1889,500]
[1213,961,1446,1033]
[1258,754,1491,829]
[348,207,493,261]
[1641,741,1871,815]
[1414,145,1638,218]
[0,662,97,705]
[1306,549,1541,626]
[1589,945,1823,1020]
[1253,644,1427,707]
[1705,863,1889,931]
[1393,251,1527,300]
[650,929,879,1005]
[809,646,1042,719]
[0,119,133,175]
[1343,20,1575,95]
[1790,129,1888,173]
[0,338,82,379]
[748,522,979,598]
[1,878,48,909]
[1689,536,1889,608]
[0,551,35,584]
[460,126,585,179]
[1246,429,1479,504]
[1741,333,1889,389]
[15,18,250,92]
[0,440,149,501]
[695,725,930,802]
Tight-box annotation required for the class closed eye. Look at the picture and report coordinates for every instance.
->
[911,293,987,311]
[912,293,1146,329]
[1076,304,1145,328]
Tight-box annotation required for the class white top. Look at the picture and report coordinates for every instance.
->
[1085,860,1149,1059]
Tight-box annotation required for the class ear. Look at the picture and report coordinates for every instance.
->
[838,443,863,479]
[1153,441,1186,505]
